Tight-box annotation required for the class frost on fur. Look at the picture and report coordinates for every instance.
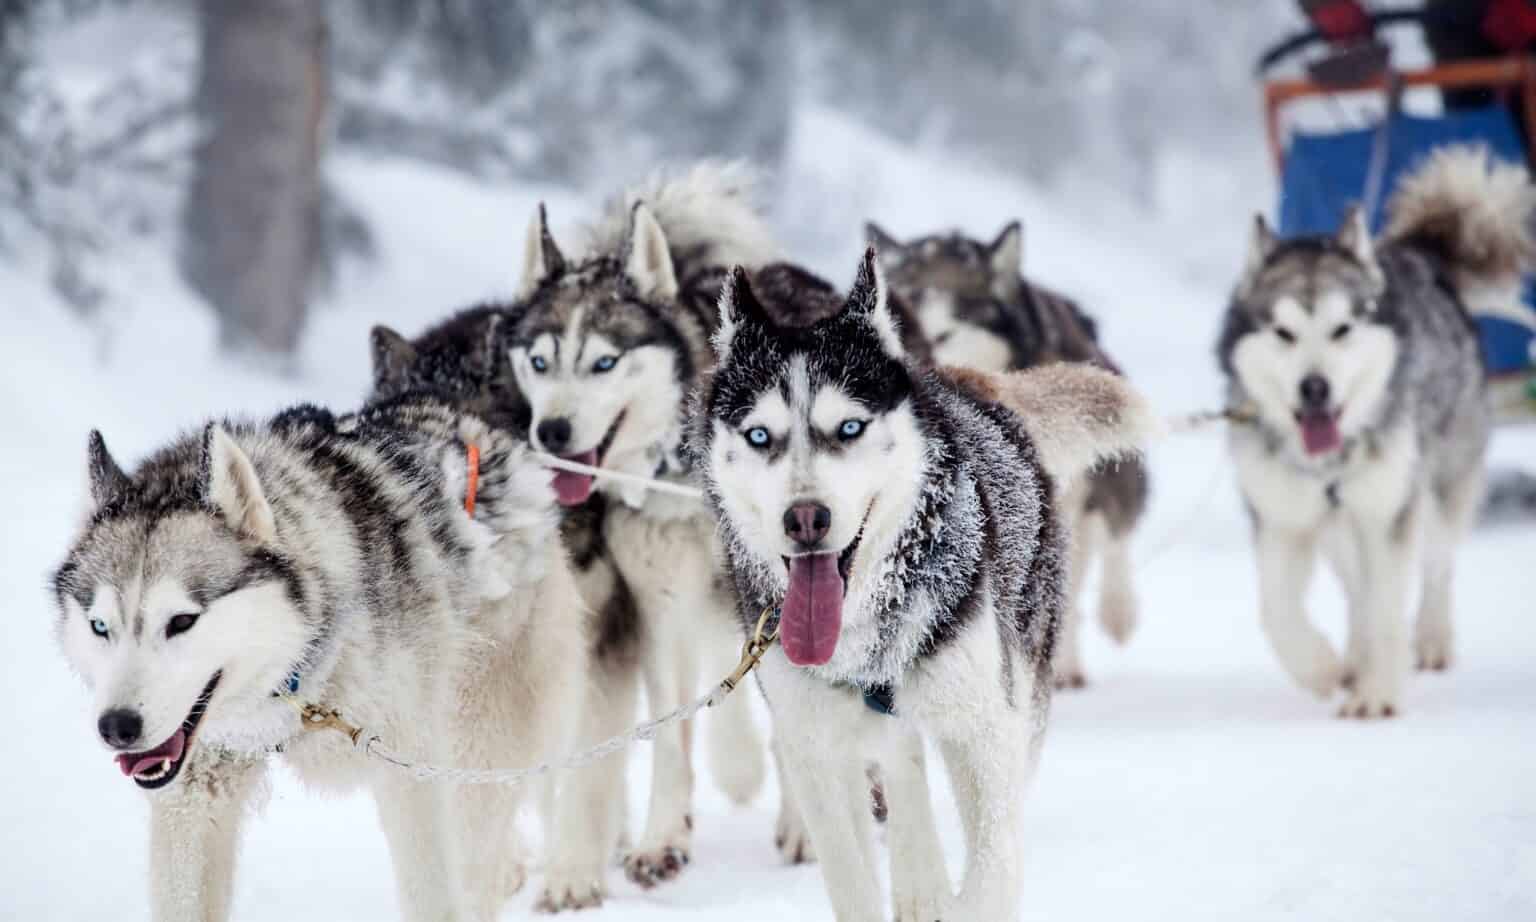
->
[1383,145,1536,324]
[947,363,1159,489]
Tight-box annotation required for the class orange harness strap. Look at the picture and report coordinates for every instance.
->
[464,443,481,516]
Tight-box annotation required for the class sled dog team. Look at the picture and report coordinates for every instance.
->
[50,147,1532,921]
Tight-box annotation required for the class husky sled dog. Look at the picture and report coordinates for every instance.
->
[52,397,588,921]
[868,221,1150,688]
[696,250,1155,921]
[507,163,777,890]
[371,308,641,911]
[1219,146,1533,717]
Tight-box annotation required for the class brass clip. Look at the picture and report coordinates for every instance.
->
[720,606,780,694]
[280,694,366,747]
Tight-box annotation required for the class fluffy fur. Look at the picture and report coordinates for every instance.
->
[695,249,1153,921]
[53,396,587,921]
[870,221,1150,686]
[505,162,779,892]
[1217,146,1530,718]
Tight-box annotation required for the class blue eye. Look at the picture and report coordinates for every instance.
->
[745,426,771,449]
[89,618,109,638]
[592,355,618,373]
[530,355,549,373]
[838,419,866,441]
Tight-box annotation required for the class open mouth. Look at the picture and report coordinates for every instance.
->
[1294,408,1342,456]
[550,409,627,507]
[777,518,867,668]
[115,671,221,790]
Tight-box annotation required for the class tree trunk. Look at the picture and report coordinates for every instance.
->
[181,0,327,356]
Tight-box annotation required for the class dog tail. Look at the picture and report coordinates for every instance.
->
[1383,145,1536,328]
[581,160,779,275]
[949,363,1160,490]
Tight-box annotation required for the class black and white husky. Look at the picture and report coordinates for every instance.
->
[867,221,1150,688]
[1219,146,1533,717]
[695,249,1155,920]
[507,163,779,891]
[52,397,589,920]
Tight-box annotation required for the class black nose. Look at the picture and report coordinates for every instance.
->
[1299,374,1331,409]
[783,502,832,547]
[98,708,142,750]
[536,417,572,452]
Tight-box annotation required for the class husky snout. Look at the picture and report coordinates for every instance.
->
[535,416,573,453]
[1298,373,1330,411]
[97,707,143,749]
[783,501,832,549]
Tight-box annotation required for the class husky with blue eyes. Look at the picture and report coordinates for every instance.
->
[505,162,780,896]
[695,248,1155,921]
[1219,146,1532,718]
[50,397,587,921]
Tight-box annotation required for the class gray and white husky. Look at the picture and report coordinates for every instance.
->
[696,250,1156,921]
[868,221,1150,688]
[1218,146,1533,717]
[507,163,778,890]
[52,397,588,921]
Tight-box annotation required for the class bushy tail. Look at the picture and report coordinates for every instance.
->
[949,363,1160,489]
[580,160,780,275]
[1383,145,1536,327]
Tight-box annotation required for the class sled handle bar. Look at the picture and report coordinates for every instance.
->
[1257,9,1448,76]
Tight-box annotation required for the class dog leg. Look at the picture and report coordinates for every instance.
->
[779,733,883,922]
[937,709,1030,921]
[1416,470,1482,672]
[772,737,816,864]
[885,731,951,922]
[1255,525,1344,697]
[149,751,264,922]
[623,637,695,889]
[1096,518,1138,646]
[374,774,466,921]
[706,648,767,805]
[540,657,639,912]
[1052,502,1097,689]
[1340,500,1420,718]
[1320,526,1366,688]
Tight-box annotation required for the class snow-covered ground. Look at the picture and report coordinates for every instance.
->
[3,108,1534,921]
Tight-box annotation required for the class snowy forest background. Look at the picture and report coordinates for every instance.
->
[1,0,1299,356]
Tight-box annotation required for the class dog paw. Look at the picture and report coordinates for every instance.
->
[1052,668,1087,691]
[892,894,947,922]
[622,841,690,889]
[1415,632,1453,672]
[775,806,816,864]
[1337,681,1400,720]
[535,868,605,913]
[1097,588,1137,646]
[1281,638,1346,699]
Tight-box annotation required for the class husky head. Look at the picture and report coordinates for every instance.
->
[1221,209,1397,460]
[369,306,529,434]
[700,249,926,668]
[508,202,692,506]
[52,428,312,791]
[867,221,1031,371]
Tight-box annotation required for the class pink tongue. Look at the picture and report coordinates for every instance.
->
[117,729,186,778]
[781,552,844,666]
[1299,415,1341,455]
[551,450,598,506]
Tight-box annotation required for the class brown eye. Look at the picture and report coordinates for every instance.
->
[1331,323,1352,341]
[1274,326,1296,345]
[167,613,200,639]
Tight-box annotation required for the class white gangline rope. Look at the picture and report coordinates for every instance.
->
[527,450,706,501]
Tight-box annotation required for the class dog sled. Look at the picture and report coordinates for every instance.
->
[1259,1,1536,425]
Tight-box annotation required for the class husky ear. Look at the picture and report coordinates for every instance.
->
[845,247,906,359]
[714,265,768,362]
[1336,205,1385,291]
[86,430,131,511]
[517,203,566,298]
[1241,214,1278,292]
[203,424,276,543]
[989,221,1023,300]
[370,325,417,390]
[625,203,679,301]
[864,222,903,260]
